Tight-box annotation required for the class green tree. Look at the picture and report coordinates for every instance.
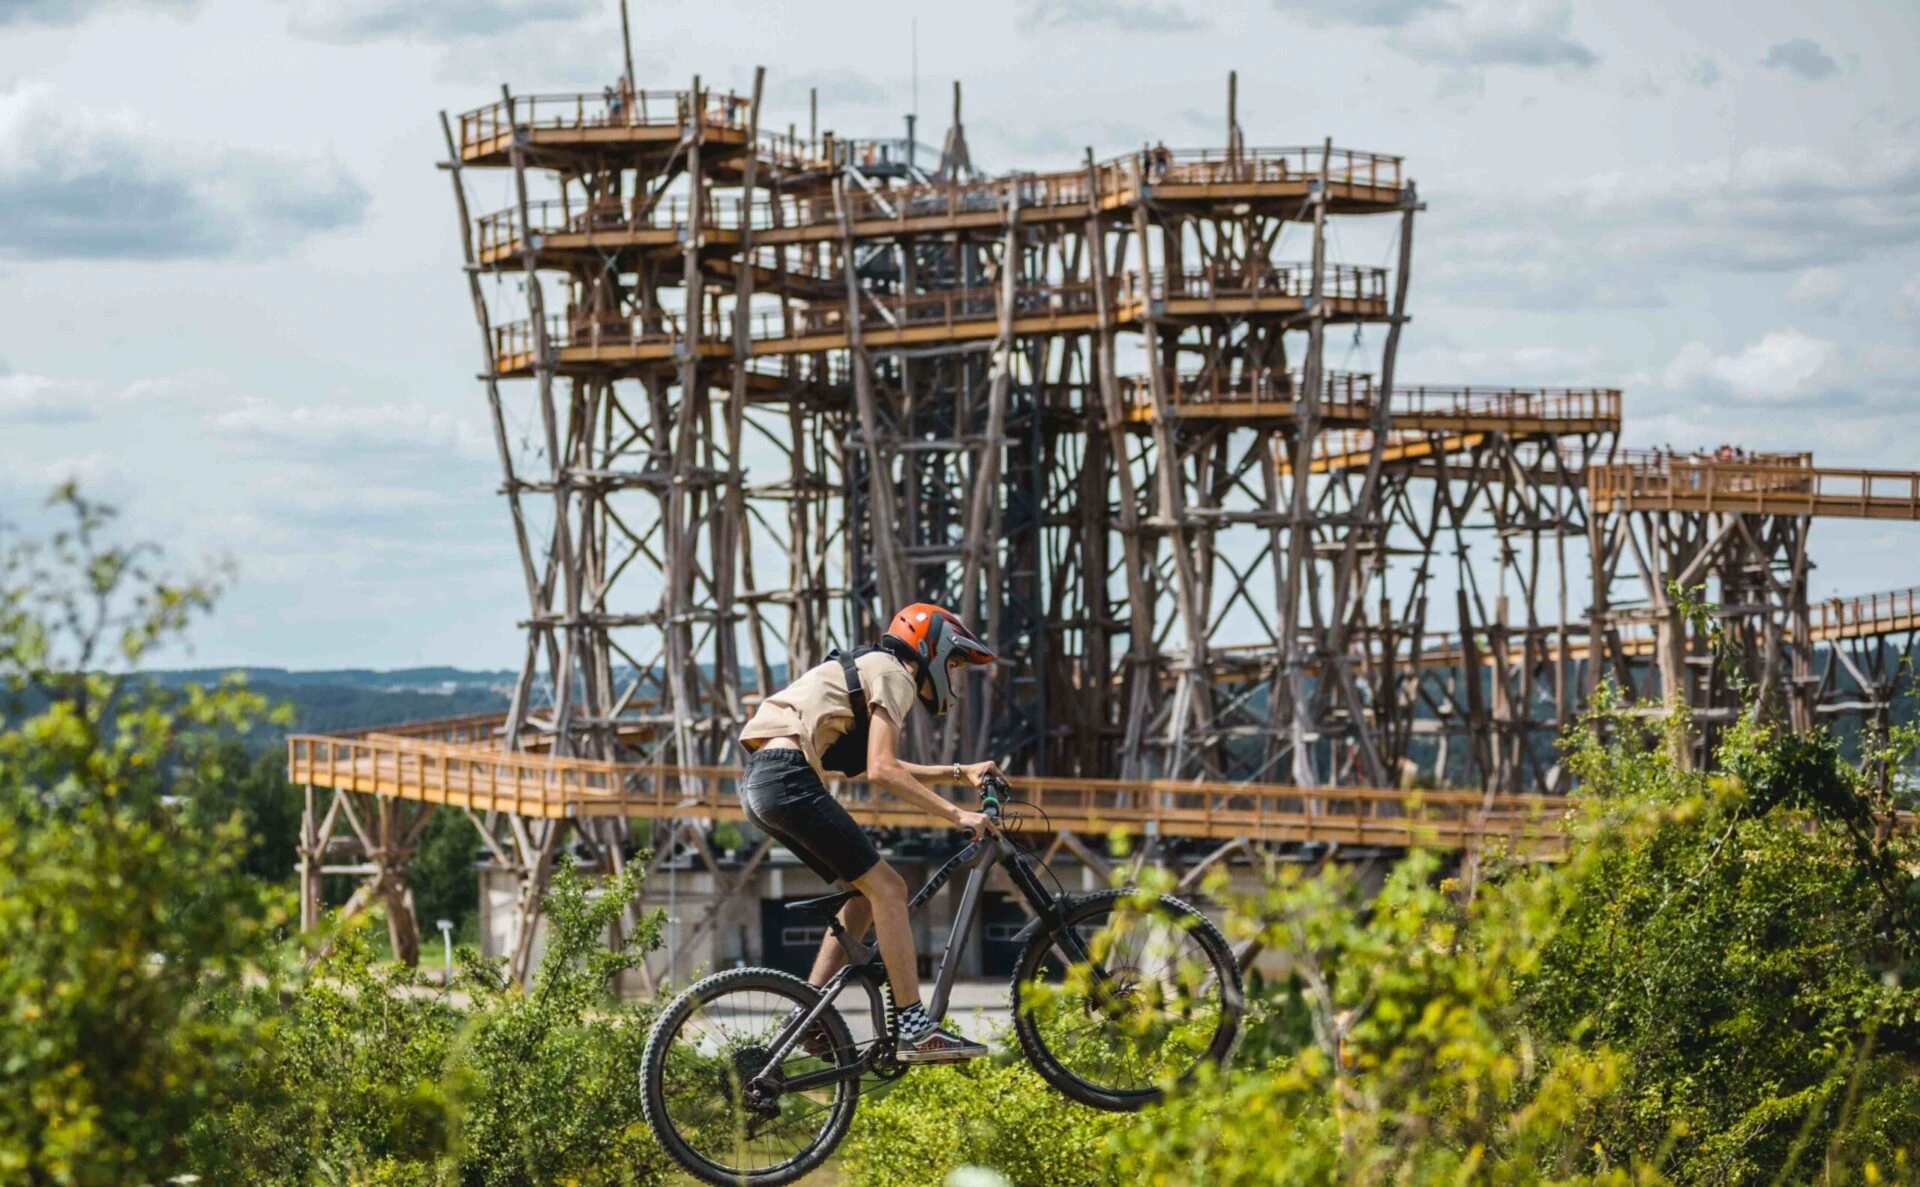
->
[409,806,482,938]
[0,486,288,1184]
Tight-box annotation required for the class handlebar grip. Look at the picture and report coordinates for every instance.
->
[978,773,1009,820]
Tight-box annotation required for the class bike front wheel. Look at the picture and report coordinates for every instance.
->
[1011,889,1243,1112]
[640,967,860,1187]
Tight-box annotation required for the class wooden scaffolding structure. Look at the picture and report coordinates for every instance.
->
[290,60,1920,977]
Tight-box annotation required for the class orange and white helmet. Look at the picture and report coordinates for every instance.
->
[881,603,995,716]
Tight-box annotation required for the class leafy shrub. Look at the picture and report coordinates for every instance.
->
[838,1038,1130,1186]
[191,860,674,1186]
[1104,850,1640,1186]
[1524,712,1920,1184]
[1102,706,1920,1186]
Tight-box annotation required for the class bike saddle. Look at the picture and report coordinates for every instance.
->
[786,890,859,918]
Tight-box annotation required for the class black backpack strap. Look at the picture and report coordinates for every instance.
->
[828,647,868,729]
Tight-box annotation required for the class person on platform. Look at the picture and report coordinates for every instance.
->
[736,603,1002,1063]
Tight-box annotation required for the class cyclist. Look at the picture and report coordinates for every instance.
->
[737,603,1001,1063]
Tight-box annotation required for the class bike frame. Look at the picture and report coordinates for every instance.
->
[750,830,1085,1094]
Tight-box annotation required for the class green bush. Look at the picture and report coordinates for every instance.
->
[1101,705,1920,1186]
[1524,711,1920,1184]
[1103,848,1640,1186]
[191,860,674,1186]
[839,1040,1130,1186]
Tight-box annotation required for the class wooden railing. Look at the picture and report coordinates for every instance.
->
[743,144,1405,233]
[1410,585,1920,668]
[1129,145,1403,191]
[492,263,1386,368]
[475,194,747,256]
[1811,586,1920,641]
[1591,460,1920,519]
[1136,263,1388,304]
[1391,387,1621,427]
[1118,370,1374,416]
[458,88,749,155]
[493,313,690,366]
[288,732,1566,851]
[753,280,1104,344]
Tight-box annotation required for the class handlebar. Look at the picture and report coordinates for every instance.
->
[978,773,1010,822]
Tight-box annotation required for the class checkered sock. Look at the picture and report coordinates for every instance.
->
[896,1000,934,1043]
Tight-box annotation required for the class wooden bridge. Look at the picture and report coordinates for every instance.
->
[288,723,1566,856]
[1590,456,1920,521]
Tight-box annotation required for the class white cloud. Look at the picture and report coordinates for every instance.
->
[1444,137,1920,302]
[0,0,194,28]
[1270,0,1595,69]
[1269,0,1447,29]
[0,84,367,261]
[0,371,220,424]
[1654,329,1838,404]
[211,397,494,461]
[0,374,94,424]
[1393,0,1596,69]
[1401,342,1608,385]
[280,0,595,43]
[1020,0,1207,32]
[1785,266,1847,311]
[1896,275,1920,321]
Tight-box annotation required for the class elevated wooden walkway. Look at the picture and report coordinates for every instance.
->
[1271,388,1620,473]
[1404,585,1920,671]
[287,728,1565,855]
[1119,370,1375,425]
[488,266,1391,377]
[1810,585,1920,641]
[1590,458,1920,520]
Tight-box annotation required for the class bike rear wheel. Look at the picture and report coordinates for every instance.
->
[640,967,860,1187]
[1011,889,1242,1112]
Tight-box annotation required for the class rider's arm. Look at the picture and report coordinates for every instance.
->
[865,705,991,831]
[894,758,1004,784]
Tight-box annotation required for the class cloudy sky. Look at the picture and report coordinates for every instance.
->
[1,0,1915,669]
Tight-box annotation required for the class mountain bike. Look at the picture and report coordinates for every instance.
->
[639,775,1244,1186]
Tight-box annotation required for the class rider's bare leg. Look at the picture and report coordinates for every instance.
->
[850,861,920,1009]
[807,895,873,987]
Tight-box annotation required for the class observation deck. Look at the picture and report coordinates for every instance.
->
[487,265,1391,378]
[456,89,761,171]
[1590,456,1920,520]
[464,141,1411,268]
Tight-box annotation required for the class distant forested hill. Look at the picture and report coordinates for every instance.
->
[144,667,514,750]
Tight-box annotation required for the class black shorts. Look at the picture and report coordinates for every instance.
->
[739,747,882,885]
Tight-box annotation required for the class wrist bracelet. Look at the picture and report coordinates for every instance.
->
[952,762,963,783]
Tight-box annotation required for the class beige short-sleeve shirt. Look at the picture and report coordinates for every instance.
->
[738,651,921,779]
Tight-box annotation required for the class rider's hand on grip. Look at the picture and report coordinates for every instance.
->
[977,773,1009,823]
